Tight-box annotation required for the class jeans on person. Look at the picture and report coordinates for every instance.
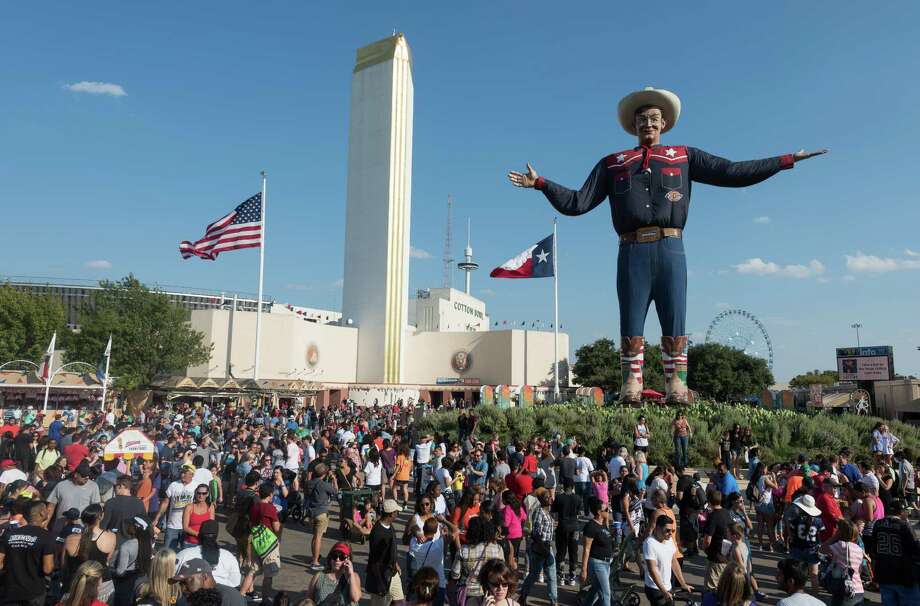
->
[880,584,920,606]
[673,435,689,467]
[520,548,558,604]
[576,482,592,513]
[584,558,611,606]
[163,527,184,551]
[617,237,686,337]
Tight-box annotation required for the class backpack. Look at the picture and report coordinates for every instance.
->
[745,481,761,503]
[230,489,256,537]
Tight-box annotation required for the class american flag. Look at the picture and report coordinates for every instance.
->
[180,193,262,260]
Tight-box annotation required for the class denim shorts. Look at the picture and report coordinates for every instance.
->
[790,546,820,565]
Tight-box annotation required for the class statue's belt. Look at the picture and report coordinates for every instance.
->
[619,226,683,244]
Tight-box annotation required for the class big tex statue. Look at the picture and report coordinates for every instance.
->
[509,87,825,404]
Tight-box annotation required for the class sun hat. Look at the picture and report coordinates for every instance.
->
[383,499,401,514]
[792,494,822,517]
[617,87,681,135]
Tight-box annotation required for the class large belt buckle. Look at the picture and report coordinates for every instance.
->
[636,226,661,243]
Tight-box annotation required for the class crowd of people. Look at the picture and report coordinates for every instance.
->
[0,401,918,606]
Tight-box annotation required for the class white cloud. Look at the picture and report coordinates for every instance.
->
[753,216,771,224]
[409,246,432,259]
[905,248,920,257]
[84,260,112,269]
[332,278,344,288]
[732,257,825,279]
[845,251,920,273]
[64,81,127,97]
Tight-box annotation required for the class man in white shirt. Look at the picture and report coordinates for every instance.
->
[574,446,594,514]
[153,464,197,550]
[285,432,301,473]
[190,456,213,489]
[643,515,693,606]
[413,435,433,497]
[607,447,628,480]
[0,460,27,491]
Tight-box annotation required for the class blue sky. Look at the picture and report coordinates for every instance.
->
[3,2,920,382]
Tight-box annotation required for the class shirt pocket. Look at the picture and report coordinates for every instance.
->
[660,167,682,191]
[613,170,631,195]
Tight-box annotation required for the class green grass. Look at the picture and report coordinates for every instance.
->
[417,401,920,467]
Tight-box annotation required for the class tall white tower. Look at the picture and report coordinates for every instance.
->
[341,34,414,383]
[457,219,479,295]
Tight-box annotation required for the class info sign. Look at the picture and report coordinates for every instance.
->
[835,346,894,381]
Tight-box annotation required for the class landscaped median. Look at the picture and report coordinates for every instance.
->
[417,402,920,466]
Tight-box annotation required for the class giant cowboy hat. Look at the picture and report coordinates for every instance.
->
[617,87,681,135]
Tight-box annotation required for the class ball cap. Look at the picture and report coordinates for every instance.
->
[172,558,213,581]
[63,507,81,520]
[383,499,401,514]
[0,460,15,469]
[617,87,681,135]
[199,519,219,537]
[329,542,351,558]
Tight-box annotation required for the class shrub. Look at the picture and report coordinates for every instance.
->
[417,401,920,467]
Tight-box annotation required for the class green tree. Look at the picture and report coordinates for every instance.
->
[572,338,621,392]
[64,275,211,389]
[0,284,66,364]
[789,369,838,388]
[642,344,666,393]
[687,342,774,402]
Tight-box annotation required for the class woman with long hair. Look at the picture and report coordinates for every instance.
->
[715,562,754,606]
[451,486,484,545]
[63,504,115,600]
[449,517,504,606]
[181,483,215,547]
[410,567,441,606]
[60,560,107,606]
[136,457,161,515]
[822,518,865,606]
[363,447,385,501]
[750,461,778,551]
[500,490,526,572]
[111,516,153,606]
[478,559,520,606]
[38,464,64,500]
[579,496,614,606]
[135,549,184,606]
[175,519,241,588]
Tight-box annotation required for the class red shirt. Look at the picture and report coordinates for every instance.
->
[63,442,89,471]
[504,471,533,500]
[249,500,279,528]
[815,492,842,542]
[522,454,538,475]
[0,424,19,437]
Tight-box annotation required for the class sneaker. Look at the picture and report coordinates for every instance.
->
[566,574,576,586]
[308,562,324,572]
[538,572,544,583]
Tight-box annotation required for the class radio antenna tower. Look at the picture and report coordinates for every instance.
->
[442,194,453,288]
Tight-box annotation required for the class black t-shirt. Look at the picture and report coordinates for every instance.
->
[583,519,614,560]
[704,508,732,562]
[367,523,397,594]
[871,516,920,587]
[551,491,582,528]
[560,457,576,481]
[786,507,824,553]
[0,524,54,599]
[101,494,147,532]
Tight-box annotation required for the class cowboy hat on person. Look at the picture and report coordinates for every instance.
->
[617,87,681,135]
[792,494,822,517]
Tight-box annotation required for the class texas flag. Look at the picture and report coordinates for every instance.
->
[490,234,555,279]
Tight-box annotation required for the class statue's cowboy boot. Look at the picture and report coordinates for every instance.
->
[619,336,644,405]
[662,336,690,404]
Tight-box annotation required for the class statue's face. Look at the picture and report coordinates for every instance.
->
[635,106,665,145]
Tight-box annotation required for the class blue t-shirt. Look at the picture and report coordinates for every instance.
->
[469,460,488,486]
[719,472,740,497]
[841,463,862,484]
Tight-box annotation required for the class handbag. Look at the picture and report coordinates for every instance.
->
[250,524,279,558]
[820,543,855,598]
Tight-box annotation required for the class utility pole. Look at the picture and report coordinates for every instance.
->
[851,323,862,348]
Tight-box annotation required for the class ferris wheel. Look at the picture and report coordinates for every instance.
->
[705,308,774,369]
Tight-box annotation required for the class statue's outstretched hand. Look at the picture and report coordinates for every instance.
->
[793,148,828,162]
[508,163,539,188]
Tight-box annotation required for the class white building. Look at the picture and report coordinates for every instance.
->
[408,288,490,332]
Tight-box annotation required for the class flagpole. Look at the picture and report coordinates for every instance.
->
[42,332,56,412]
[254,171,267,381]
[101,336,112,412]
[553,218,560,402]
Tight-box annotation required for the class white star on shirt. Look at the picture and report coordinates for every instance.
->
[536,249,549,263]
[616,154,627,163]
[665,148,677,157]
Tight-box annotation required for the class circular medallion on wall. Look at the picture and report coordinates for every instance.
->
[451,350,472,374]
[305,342,320,367]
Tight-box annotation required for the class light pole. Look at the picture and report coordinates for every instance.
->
[851,323,862,348]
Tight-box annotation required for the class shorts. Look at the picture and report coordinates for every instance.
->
[367,483,381,492]
[644,586,672,606]
[704,561,726,591]
[369,572,405,606]
[258,548,281,578]
[312,511,329,536]
[395,480,409,488]
[790,547,820,566]
[755,502,774,515]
